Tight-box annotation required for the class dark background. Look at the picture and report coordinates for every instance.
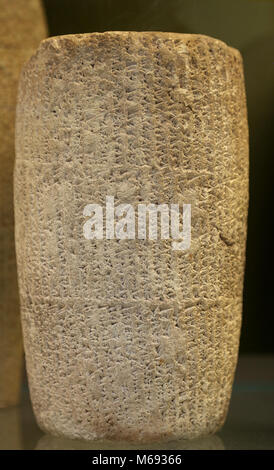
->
[42,0,274,353]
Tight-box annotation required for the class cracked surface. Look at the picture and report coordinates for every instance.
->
[0,0,47,407]
[15,32,249,441]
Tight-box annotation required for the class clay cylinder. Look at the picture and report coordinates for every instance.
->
[14,32,249,442]
[0,0,47,407]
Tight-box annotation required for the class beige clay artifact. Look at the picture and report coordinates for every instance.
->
[0,0,47,407]
[14,32,249,441]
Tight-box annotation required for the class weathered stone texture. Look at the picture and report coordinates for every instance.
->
[15,32,249,441]
[0,0,47,407]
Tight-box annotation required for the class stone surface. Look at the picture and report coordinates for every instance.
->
[36,434,224,450]
[0,0,47,407]
[14,32,249,442]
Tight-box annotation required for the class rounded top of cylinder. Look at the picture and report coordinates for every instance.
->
[27,31,242,64]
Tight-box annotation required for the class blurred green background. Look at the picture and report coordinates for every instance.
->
[42,0,274,353]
